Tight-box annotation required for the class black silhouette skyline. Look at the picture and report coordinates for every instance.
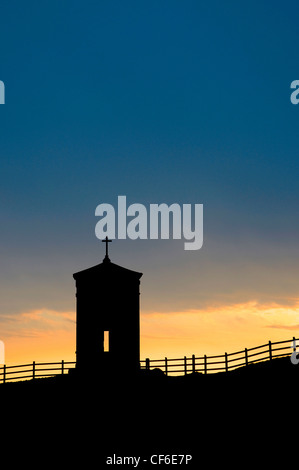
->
[0,1,298,465]
[0,242,297,468]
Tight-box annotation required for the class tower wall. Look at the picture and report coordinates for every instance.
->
[73,261,142,374]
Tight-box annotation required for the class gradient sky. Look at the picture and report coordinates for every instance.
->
[1,1,299,364]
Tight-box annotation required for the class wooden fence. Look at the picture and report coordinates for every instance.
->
[0,337,297,382]
[0,360,76,383]
[140,337,298,376]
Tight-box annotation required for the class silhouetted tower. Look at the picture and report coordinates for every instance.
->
[73,238,143,374]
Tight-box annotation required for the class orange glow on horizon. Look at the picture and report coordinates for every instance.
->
[140,300,299,359]
[0,309,76,366]
[1,300,299,366]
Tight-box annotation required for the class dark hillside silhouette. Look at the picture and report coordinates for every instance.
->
[0,356,296,467]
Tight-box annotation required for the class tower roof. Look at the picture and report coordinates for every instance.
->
[73,260,143,281]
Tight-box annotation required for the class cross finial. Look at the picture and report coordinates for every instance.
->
[102,236,112,262]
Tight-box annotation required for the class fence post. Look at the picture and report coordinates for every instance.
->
[3,364,6,384]
[245,348,248,366]
[192,354,195,374]
[225,352,228,372]
[293,336,296,352]
[61,360,64,375]
[164,357,168,376]
[184,356,187,375]
[146,358,150,371]
[32,361,36,379]
[269,341,272,361]
[204,355,207,374]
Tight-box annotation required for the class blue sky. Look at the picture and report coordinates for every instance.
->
[1,0,299,321]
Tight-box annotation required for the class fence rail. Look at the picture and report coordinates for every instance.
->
[0,361,76,383]
[140,336,298,376]
[0,337,297,383]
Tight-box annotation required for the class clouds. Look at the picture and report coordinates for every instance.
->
[141,300,299,359]
[0,309,76,365]
[0,309,75,338]
[0,287,298,365]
